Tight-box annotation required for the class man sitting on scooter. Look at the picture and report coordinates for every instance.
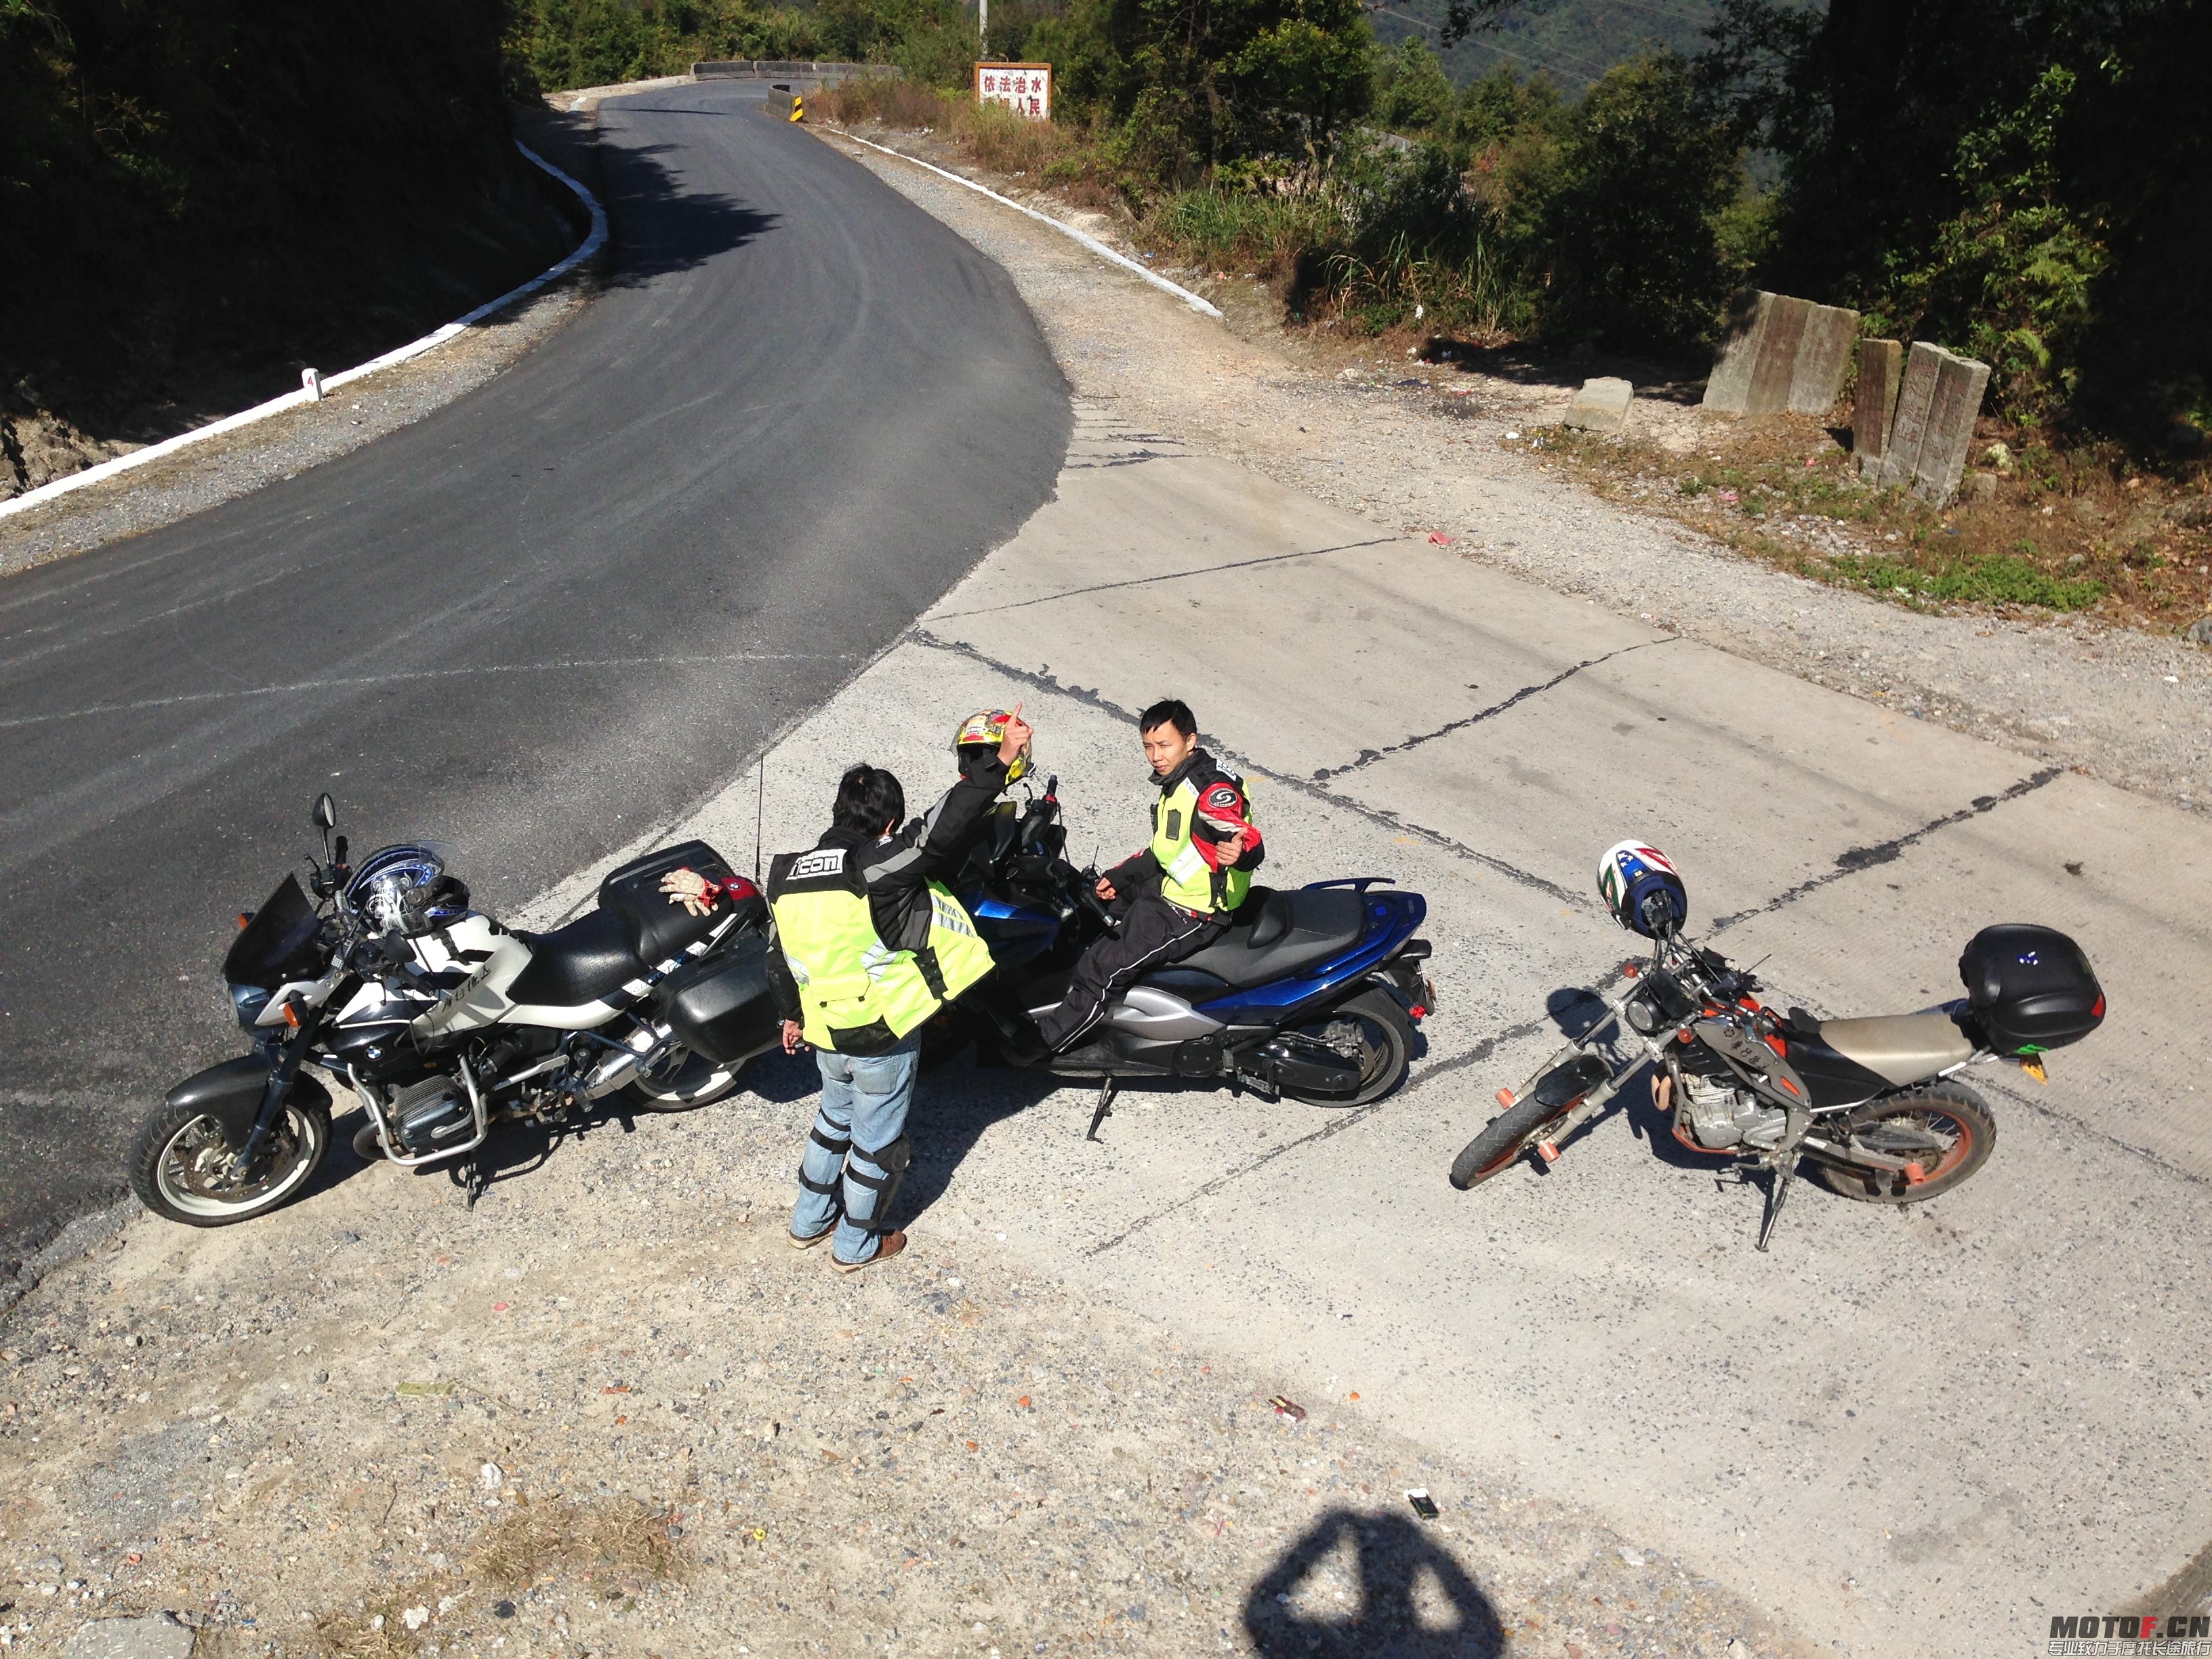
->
[1033,699,1262,1052]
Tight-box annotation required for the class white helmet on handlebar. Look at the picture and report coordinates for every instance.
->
[1597,840,1687,939]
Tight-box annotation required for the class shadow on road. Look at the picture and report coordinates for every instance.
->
[600,138,779,288]
[1242,1508,1507,1657]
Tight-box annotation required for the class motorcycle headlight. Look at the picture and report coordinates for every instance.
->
[230,984,272,1029]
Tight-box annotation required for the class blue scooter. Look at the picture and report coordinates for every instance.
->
[942,777,1436,1133]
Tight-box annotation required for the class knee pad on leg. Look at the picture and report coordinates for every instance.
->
[841,1134,912,1233]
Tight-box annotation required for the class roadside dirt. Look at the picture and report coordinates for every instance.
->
[818,118,2212,817]
[0,1075,1805,1658]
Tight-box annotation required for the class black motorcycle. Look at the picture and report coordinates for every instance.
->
[939,777,1437,1129]
[127,794,785,1227]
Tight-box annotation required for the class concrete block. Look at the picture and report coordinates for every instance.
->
[1877,342,1944,492]
[1876,341,1990,503]
[1701,289,1767,413]
[1561,377,1633,433]
[1912,350,1991,503]
[1787,301,1860,413]
[1746,294,1812,413]
[1851,338,1904,471]
[1703,289,1861,416]
[60,1616,195,1659]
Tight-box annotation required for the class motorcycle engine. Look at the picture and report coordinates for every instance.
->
[1675,1071,1787,1149]
[386,1076,475,1153]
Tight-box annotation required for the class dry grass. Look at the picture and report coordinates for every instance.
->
[1539,411,2212,630]
[304,1494,689,1658]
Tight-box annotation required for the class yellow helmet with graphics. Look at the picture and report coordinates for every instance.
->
[952,708,1031,784]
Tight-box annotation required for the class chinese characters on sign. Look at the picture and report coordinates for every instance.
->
[975,61,1051,121]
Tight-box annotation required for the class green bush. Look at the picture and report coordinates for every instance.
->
[1532,54,1742,354]
[1374,39,1455,136]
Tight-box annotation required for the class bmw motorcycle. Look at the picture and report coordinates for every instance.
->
[1448,841,2106,1249]
[127,794,785,1227]
[938,777,1436,1128]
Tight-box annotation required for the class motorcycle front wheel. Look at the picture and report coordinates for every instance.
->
[1807,1080,1994,1202]
[1449,1094,1568,1189]
[623,1044,754,1113]
[129,1096,331,1227]
[1283,988,1412,1107]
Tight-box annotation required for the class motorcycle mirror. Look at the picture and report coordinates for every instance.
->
[311,792,337,832]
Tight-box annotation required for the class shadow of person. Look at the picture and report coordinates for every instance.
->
[1243,1508,1507,1658]
[895,1056,1068,1228]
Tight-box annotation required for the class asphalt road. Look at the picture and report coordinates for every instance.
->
[0,83,1071,1266]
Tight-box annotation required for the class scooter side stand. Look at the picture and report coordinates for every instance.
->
[1086,1078,1118,1142]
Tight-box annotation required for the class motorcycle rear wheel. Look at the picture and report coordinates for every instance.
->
[623,1046,754,1113]
[1450,1094,1568,1189]
[1807,1080,1994,1202]
[129,1097,330,1227]
[1282,988,1412,1107]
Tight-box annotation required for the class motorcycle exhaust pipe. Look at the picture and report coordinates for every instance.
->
[581,1027,678,1099]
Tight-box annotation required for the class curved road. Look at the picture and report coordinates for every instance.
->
[0,83,1072,1263]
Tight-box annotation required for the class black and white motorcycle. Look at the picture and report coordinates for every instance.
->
[127,794,787,1227]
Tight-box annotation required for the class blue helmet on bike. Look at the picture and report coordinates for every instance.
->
[1597,840,1687,939]
[347,843,469,935]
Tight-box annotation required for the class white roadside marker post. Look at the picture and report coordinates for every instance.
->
[301,367,323,401]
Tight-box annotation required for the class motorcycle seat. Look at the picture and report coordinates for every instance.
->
[507,908,644,1009]
[1816,1014,1974,1088]
[1164,886,1370,992]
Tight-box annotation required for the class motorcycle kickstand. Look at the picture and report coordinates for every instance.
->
[453,1154,489,1211]
[1756,1152,1799,1252]
[1086,1078,1118,1143]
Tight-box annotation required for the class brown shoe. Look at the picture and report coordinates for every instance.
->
[831,1230,906,1273]
[787,1224,837,1250]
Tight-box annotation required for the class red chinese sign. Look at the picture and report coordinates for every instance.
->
[975,61,1051,121]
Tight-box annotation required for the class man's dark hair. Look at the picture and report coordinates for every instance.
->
[1138,698,1195,737]
[832,764,905,836]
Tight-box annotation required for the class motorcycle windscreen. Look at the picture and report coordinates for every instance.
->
[222,874,327,989]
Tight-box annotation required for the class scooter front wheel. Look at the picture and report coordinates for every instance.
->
[623,1045,754,1112]
[1282,988,1412,1107]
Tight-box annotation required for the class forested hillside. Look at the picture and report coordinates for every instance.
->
[1,0,575,489]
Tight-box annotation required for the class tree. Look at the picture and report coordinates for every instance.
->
[1534,53,1742,353]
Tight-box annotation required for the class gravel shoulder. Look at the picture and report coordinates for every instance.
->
[0,1086,1802,1659]
[813,123,2211,817]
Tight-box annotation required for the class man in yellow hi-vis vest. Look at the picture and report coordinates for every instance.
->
[669,712,1029,1271]
[1034,698,1262,1052]
[769,728,1029,1269]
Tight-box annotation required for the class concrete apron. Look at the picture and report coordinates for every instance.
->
[610,406,2208,1656]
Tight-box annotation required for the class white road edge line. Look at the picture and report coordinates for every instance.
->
[832,128,1225,321]
[0,142,609,525]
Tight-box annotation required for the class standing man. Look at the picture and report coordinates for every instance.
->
[665,710,1030,1270]
[1033,699,1261,1052]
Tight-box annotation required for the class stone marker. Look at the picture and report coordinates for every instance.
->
[1561,377,1633,433]
[1877,341,1991,503]
[1851,338,1904,472]
[1702,290,1861,415]
[60,1615,195,1659]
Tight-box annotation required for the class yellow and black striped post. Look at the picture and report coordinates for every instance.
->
[789,94,805,123]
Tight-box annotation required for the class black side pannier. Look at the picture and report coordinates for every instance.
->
[1958,924,2104,1054]
[599,839,761,966]
[656,935,781,1065]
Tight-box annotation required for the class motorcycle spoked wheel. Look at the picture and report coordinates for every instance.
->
[1449,1094,1570,1189]
[1807,1080,1995,1203]
[622,1045,756,1113]
[1282,988,1413,1107]
[129,1097,331,1227]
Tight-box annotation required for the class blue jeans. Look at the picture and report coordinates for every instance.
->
[791,1033,922,1265]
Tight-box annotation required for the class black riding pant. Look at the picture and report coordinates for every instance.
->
[1036,893,1225,1051]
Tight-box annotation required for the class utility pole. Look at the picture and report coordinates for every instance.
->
[980,0,988,51]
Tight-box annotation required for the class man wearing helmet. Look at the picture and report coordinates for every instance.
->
[663,708,1032,1272]
[1033,698,1262,1052]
